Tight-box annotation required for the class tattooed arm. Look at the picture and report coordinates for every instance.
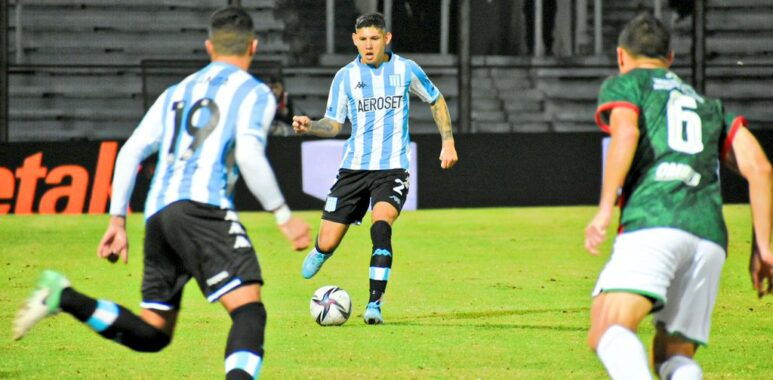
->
[292,116,342,138]
[430,95,458,169]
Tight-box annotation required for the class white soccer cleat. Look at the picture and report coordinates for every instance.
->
[13,270,70,341]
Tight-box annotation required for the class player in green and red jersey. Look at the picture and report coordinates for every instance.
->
[584,13,773,380]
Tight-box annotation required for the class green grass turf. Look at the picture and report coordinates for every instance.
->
[1,206,772,379]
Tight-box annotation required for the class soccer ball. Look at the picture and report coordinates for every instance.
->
[310,286,352,326]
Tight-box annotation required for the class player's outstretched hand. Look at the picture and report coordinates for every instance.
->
[439,140,458,169]
[292,116,311,135]
[750,242,773,299]
[97,216,129,264]
[584,210,611,256]
[279,217,312,251]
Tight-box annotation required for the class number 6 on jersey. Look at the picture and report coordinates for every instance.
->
[666,90,703,154]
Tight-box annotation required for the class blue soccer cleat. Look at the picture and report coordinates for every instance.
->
[301,250,332,279]
[363,301,384,325]
[13,270,71,340]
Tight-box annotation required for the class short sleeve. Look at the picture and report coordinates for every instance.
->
[324,69,348,124]
[595,75,641,133]
[718,102,748,161]
[407,60,440,104]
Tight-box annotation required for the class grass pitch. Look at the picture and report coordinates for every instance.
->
[1,206,772,379]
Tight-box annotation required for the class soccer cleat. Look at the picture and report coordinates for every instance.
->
[13,270,71,341]
[301,250,331,279]
[363,301,384,325]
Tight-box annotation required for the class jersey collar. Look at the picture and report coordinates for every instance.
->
[355,51,394,71]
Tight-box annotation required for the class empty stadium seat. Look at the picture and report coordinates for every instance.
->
[6,0,287,141]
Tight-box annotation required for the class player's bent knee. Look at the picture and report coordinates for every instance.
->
[372,204,398,223]
[587,293,650,352]
[591,293,653,330]
[226,302,266,356]
[219,284,262,313]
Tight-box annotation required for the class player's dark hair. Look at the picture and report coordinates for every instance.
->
[618,13,671,60]
[355,12,386,31]
[209,6,255,56]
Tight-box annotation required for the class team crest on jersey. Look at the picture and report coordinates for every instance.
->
[389,74,402,87]
[324,196,338,212]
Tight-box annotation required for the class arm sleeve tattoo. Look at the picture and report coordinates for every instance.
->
[431,95,454,141]
[309,118,341,137]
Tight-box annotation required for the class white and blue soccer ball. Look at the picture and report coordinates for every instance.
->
[310,286,352,326]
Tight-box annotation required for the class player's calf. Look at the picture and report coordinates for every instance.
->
[369,221,392,304]
[595,325,652,380]
[589,293,654,379]
[61,288,171,352]
[364,221,393,325]
[225,302,266,380]
[653,324,701,380]
[14,270,172,352]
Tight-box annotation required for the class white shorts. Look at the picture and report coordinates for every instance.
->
[592,228,726,345]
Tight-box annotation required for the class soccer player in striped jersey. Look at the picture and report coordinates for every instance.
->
[584,13,773,379]
[292,12,458,324]
[13,7,311,379]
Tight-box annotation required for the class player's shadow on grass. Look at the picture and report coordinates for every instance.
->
[387,307,588,331]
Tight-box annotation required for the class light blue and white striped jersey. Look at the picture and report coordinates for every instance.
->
[325,53,440,170]
[110,61,277,219]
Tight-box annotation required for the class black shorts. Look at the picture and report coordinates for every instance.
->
[322,169,410,225]
[141,200,263,311]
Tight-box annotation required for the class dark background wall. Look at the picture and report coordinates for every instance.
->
[236,133,605,212]
[1,132,770,215]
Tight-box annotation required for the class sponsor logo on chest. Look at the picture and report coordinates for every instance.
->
[357,95,403,112]
[655,162,701,186]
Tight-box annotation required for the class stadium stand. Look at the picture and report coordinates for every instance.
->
[596,0,773,65]
[8,0,286,65]
[8,65,142,141]
[5,0,773,140]
[7,0,285,141]
[705,66,773,126]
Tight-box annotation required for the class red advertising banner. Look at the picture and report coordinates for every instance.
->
[0,141,121,214]
[3,132,764,215]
